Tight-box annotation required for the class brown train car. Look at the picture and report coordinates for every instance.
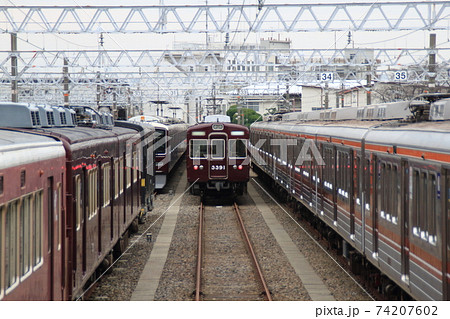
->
[0,129,67,300]
[187,117,249,196]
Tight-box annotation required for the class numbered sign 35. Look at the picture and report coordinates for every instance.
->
[394,70,408,81]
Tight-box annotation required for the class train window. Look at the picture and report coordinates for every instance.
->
[190,140,208,159]
[119,158,124,194]
[114,159,119,199]
[75,175,82,230]
[428,174,437,243]
[337,151,349,200]
[0,175,3,195]
[133,151,138,183]
[154,130,166,155]
[211,140,225,159]
[377,162,385,217]
[411,169,438,244]
[229,139,247,158]
[102,163,111,207]
[126,154,132,189]
[33,191,43,267]
[391,165,400,223]
[355,156,361,204]
[412,169,420,235]
[56,183,62,251]
[419,172,428,235]
[20,195,31,277]
[88,168,98,219]
[365,159,371,211]
[5,200,18,290]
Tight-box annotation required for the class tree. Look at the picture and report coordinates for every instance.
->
[227,105,263,127]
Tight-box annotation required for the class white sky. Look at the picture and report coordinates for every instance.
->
[1,0,449,51]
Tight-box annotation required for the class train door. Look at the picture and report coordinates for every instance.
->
[208,133,228,179]
[401,160,410,285]
[349,150,355,238]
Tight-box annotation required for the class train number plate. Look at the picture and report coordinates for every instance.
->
[211,165,226,171]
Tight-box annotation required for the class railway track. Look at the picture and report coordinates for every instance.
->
[195,201,272,301]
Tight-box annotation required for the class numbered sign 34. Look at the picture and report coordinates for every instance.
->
[320,72,334,82]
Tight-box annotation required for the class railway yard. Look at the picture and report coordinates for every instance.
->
[85,162,373,301]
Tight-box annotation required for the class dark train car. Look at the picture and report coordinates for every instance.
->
[152,121,188,189]
[187,117,249,195]
[128,116,188,189]
[0,128,67,300]
[115,119,156,216]
[43,118,142,299]
[0,103,148,300]
[250,97,450,300]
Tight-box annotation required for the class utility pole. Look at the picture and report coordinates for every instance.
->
[428,33,436,92]
[96,72,101,108]
[63,58,69,107]
[324,82,329,109]
[11,33,18,102]
[366,65,372,105]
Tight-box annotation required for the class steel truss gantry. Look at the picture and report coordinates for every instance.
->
[1,2,449,33]
[1,47,449,83]
[2,46,449,106]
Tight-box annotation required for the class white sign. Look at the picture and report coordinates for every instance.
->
[319,72,334,82]
[394,70,408,81]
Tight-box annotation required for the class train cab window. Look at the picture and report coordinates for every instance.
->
[20,195,31,277]
[211,140,225,159]
[75,175,82,230]
[33,191,43,267]
[190,140,208,159]
[229,139,247,158]
[154,129,166,155]
[6,200,18,290]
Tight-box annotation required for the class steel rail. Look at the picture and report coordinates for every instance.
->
[194,202,204,301]
[233,202,272,301]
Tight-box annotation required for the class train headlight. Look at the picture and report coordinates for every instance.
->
[193,165,199,170]
[199,165,204,170]
[233,165,237,169]
[238,165,243,170]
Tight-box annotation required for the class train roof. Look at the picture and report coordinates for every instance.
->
[0,128,65,169]
[188,122,249,134]
[31,125,138,145]
[251,117,450,156]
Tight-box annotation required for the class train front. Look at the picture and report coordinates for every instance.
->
[187,122,249,196]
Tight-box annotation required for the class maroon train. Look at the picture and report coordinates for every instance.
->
[186,115,249,196]
[0,102,156,300]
